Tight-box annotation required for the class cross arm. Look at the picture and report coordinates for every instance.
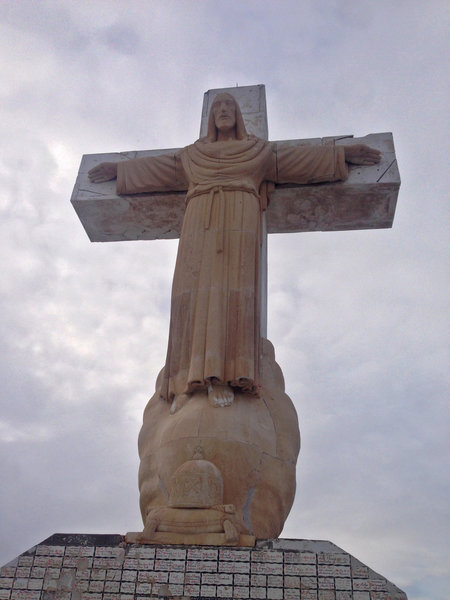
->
[71,148,186,242]
[267,132,400,233]
[71,133,399,243]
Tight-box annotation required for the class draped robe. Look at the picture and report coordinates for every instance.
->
[117,136,348,401]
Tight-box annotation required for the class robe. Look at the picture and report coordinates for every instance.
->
[117,136,348,400]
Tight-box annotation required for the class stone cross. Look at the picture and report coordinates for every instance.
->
[71,84,400,336]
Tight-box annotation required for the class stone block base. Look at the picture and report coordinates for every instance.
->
[0,533,407,599]
[125,531,256,548]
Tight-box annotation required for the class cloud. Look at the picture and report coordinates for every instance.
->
[0,2,448,598]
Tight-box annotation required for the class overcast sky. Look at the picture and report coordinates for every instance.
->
[0,1,448,599]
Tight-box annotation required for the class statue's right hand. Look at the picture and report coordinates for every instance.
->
[88,162,118,183]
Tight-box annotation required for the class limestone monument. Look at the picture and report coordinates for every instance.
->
[0,85,407,600]
[71,85,399,547]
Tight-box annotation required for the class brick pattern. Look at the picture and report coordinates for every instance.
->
[0,540,396,600]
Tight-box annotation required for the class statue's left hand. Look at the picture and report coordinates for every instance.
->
[344,144,381,165]
[88,162,118,183]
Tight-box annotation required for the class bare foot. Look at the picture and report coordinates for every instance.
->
[208,382,234,407]
[170,393,191,414]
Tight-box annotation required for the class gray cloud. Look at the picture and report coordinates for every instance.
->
[0,2,448,598]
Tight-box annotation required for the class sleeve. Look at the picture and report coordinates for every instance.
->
[274,143,348,185]
[116,152,188,194]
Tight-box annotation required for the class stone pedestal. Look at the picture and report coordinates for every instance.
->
[0,533,407,599]
[138,339,300,542]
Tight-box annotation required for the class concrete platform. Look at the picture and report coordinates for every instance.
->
[0,533,407,599]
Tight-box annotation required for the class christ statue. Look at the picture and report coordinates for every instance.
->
[88,93,380,416]
[85,89,387,542]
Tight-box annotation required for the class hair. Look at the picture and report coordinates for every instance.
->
[204,92,248,141]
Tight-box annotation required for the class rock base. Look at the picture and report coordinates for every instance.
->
[138,339,301,541]
[0,533,408,599]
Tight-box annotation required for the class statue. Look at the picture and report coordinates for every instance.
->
[88,92,381,544]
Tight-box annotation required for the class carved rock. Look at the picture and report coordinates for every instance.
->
[137,339,300,541]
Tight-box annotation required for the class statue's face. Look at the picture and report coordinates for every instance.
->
[212,96,236,132]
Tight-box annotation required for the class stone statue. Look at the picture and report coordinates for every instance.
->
[88,92,380,544]
[139,447,241,545]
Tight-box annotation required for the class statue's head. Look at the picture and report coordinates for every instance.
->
[205,92,248,141]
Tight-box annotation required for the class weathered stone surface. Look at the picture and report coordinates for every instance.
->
[200,84,268,140]
[1,534,408,599]
[125,531,256,547]
[138,339,300,542]
[71,133,398,242]
[268,132,398,233]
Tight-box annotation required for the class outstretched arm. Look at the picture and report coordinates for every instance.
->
[88,153,188,194]
[88,162,118,183]
[273,141,381,186]
[343,144,381,165]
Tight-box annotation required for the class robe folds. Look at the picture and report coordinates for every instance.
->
[117,136,348,400]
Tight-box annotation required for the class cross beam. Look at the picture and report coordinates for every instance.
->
[71,85,400,337]
[71,85,399,243]
[72,131,399,242]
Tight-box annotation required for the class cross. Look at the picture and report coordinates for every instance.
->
[71,84,400,337]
